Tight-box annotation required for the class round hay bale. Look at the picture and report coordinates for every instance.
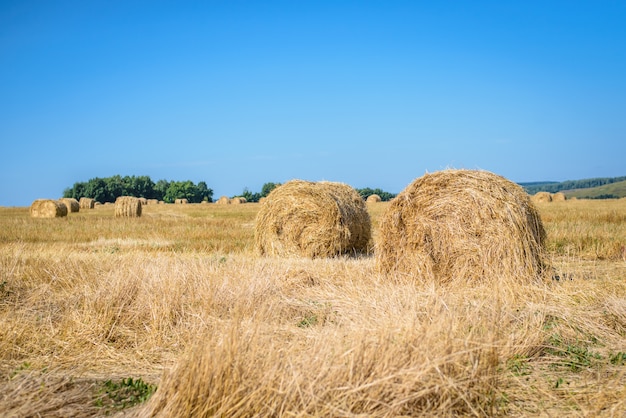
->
[366,194,382,203]
[138,197,148,205]
[79,197,95,209]
[531,192,552,203]
[30,199,68,218]
[230,197,246,204]
[376,170,548,284]
[175,198,189,204]
[255,180,371,258]
[147,199,159,205]
[216,196,231,205]
[115,196,142,217]
[59,198,79,213]
[551,192,567,202]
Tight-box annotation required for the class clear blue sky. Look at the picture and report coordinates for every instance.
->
[2,1,625,206]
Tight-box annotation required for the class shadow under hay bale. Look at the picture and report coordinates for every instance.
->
[376,169,549,284]
[255,180,371,258]
[30,199,68,218]
[114,196,142,217]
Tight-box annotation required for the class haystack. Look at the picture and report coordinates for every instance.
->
[79,197,95,209]
[115,196,142,217]
[255,180,371,258]
[175,198,189,204]
[531,192,552,203]
[551,192,567,202]
[59,198,79,213]
[230,197,246,204]
[216,196,230,205]
[30,199,68,218]
[376,170,548,284]
[366,194,382,203]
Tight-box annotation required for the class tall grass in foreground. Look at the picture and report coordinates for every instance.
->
[0,200,625,416]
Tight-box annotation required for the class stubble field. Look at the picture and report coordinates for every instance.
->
[0,199,625,417]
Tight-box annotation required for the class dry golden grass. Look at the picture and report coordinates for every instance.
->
[0,199,624,416]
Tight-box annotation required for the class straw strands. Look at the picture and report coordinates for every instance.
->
[255,180,371,258]
[30,199,68,218]
[376,169,549,284]
[114,196,142,217]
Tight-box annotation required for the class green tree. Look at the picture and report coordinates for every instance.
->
[196,181,213,202]
[261,182,280,197]
[357,187,396,202]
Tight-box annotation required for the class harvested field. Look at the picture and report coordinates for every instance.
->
[0,197,624,417]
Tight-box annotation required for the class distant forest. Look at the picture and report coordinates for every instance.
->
[520,176,626,195]
[63,176,397,203]
[63,175,213,204]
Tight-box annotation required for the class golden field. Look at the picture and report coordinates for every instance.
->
[0,199,625,417]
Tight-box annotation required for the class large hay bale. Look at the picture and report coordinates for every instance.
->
[376,170,548,284]
[59,198,79,213]
[30,199,68,218]
[79,197,95,209]
[366,194,382,203]
[114,196,142,217]
[551,192,567,202]
[175,198,189,204]
[531,192,552,203]
[255,180,371,258]
[216,196,231,205]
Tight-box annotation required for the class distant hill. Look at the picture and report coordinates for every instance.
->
[563,180,626,199]
[520,176,626,198]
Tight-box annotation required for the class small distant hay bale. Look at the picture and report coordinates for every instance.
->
[366,194,382,203]
[147,199,159,205]
[216,196,231,205]
[230,197,246,204]
[255,180,371,258]
[158,200,165,204]
[175,198,189,204]
[531,192,553,203]
[115,196,142,217]
[59,198,79,213]
[138,197,148,205]
[30,199,68,218]
[376,170,548,284]
[79,197,95,209]
[200,200,210,205]
[551,192,567,202]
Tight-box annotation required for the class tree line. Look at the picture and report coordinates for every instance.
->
[63,175,397,204]
[521,176,626,195]
[63,175,213,203]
